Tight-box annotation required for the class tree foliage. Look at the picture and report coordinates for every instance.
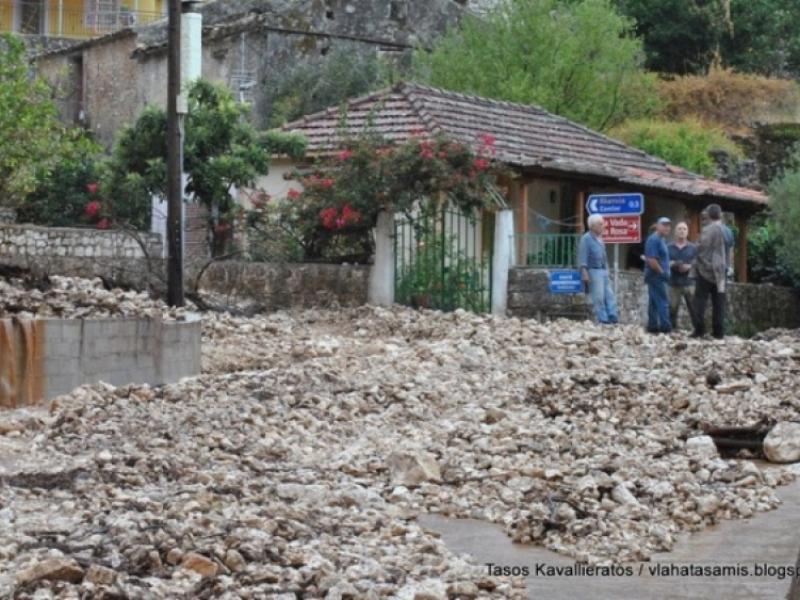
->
[0,34,98,208]
[609,118,741,177]
[412,0,658,131]
[768,149,800,286]
[104,80,306,249]
[247,132,499,263]
[265,46,401,127]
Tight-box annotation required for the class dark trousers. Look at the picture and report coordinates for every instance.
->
[647,278,672,333]
[692,276,726,338]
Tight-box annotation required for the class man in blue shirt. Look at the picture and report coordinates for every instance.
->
[644,217,672,333]
[578,214,618,324]
[668,221,698,327]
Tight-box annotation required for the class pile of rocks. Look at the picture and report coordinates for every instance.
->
[1,303,799,598]
[0,276,190,320]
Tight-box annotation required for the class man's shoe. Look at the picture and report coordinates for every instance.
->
[689,331,703,339]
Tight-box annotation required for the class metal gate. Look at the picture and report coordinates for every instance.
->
[394,206,493,313]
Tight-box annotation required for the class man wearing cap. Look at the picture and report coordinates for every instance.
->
[644,217,672,333]
[578,214,618,324]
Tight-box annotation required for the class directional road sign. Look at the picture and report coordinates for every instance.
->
[586,193,644,215]
[602,215,642,244]
[549,270,584,294]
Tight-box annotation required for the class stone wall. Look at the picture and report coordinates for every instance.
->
[508,268,800,334]
[199,261,370,310]
[0,224,163,287]
[0,315,201,409]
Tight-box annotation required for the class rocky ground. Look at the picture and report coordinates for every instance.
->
[1,277,800,598]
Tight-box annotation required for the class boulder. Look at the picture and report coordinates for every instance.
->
[763,422,800,463]
[387,451,441,486]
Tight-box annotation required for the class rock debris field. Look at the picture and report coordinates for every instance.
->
[1,277,800,598]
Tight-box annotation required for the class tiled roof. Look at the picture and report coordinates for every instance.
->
[284,83,767,207]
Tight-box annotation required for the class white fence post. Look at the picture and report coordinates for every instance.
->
[369,210,395,306]
[491,209,514,315]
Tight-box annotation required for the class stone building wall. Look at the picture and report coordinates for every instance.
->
[199,260,370,311]
[0,224,163,287]
[508,267,800,334]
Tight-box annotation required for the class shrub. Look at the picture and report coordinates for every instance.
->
[746,215,795,287]
[768,149,800,285]
[608,118,742,176]
[658,68,800,132]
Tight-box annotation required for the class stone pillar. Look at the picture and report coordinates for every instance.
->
[369,211,395,306]
[491,209,514,315]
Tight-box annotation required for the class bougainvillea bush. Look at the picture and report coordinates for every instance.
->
[246,131,500,263]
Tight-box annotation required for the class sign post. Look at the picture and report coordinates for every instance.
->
[587,193,645,297]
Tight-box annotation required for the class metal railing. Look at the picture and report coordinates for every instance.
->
[513,233,581,268]
[0,1,165,39]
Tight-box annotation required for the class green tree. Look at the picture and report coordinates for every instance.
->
[723,0,800,77]
[105,80,306,252]
[265,46,401,127]
[768,149,800,285]
[0,34,97,208]
[613,0,726,74]
[412,0,658,131]
[609,118,741,177]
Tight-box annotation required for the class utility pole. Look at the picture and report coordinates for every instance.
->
[166,0,184,306]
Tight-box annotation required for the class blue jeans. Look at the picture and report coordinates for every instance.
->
[588,269,618,324]
[647,277,672,332]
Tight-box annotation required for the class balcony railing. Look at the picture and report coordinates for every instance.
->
[0,2,166,39]
[513,233,581,268]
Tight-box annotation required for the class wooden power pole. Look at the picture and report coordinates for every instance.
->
[166,0,184,306]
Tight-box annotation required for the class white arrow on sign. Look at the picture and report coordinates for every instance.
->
[588,197,598,213]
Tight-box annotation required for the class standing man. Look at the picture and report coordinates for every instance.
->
[578,214,618,324]
[668,221,697,328]
[644,217,672,334]
[692,204,729,339]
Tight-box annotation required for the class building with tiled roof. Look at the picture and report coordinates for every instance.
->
[285,82,767,280]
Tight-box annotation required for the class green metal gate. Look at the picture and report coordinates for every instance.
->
[394,206,493,313]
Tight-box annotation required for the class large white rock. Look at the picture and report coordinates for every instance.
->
[763,422,800,463]
[387,451,442,486]
[685,436,719,460]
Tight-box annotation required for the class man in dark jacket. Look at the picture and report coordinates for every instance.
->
[692,204,728,339]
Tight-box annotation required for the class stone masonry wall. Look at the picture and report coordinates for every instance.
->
[0,224,163,287]
[199,261,370,311]
[508,268,800,334]
[0,315,202,409]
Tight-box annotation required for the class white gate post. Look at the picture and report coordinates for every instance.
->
[491,209,514,315]
[369,210,395,306]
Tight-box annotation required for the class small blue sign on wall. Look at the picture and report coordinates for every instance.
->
[586,193,644,215]
[549,270,584,294]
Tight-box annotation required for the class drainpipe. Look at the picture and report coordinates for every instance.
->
[58,0,63,36]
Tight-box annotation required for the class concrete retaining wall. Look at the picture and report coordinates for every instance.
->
[0,316,201,410]
[199,261,370,310]
[0,224,163,287]
[508,268,800,334]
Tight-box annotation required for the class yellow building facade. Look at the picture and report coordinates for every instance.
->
[1,0,165,39]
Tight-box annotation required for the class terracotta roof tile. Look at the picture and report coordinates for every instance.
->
[284,83,767,207]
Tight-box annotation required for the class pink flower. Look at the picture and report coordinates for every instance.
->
[86,182,99,195]
[337,149,354,161]
[287,188,302,200]
[474,158,490,171]
[478,133,496,147]
[320,178,335,189]
[96,218,111,230]
[85,201,102,219]
[320,207,338,230]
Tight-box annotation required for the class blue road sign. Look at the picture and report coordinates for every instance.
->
[586,193,644,215]
[549,270,584,294]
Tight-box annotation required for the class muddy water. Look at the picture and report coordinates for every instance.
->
[419,473,800,600]
[0,318,45,409]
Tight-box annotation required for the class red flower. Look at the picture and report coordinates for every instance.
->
[287,188,302,200]
[474,158,490,171]
[320,178,335,189]
[320,207,339,230]
[85,201,102,219]
[341,204,362,226]
[337,149,353,161]
[96,218,111,230]
[86,182,99,195]
[478,133,496,147]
